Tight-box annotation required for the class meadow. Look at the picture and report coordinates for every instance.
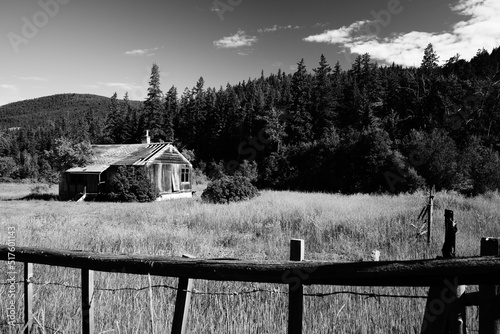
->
[0,183,499,333]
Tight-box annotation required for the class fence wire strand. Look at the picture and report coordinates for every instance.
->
[0,279,428,299]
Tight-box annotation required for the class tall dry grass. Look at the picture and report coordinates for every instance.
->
[0,186,499,333]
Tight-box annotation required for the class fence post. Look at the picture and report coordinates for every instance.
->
[23,262,33,334]
[479,237,500,334]
[171,254,195,334]
[421,210,466,334]
[288,239,304,334]
[427,186,434,245]
[442,210,456,258]
[82,269,94,334]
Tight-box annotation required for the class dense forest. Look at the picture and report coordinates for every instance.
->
[1,44,500,195]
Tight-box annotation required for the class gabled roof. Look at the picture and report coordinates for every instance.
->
[66,164,109,174]
[66,143,191,174]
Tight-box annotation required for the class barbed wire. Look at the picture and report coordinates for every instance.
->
[0,279,428,299]
[2,322,62,333]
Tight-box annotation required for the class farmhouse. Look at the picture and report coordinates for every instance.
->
[59,132,192,201]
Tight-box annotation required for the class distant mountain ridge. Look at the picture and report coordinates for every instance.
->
[0,93,141,129]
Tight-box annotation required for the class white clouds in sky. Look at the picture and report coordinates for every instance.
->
[123,47,163,57]
[257,24,301,33]
[14,76,49,81]
[304,0,500,66]
[99,82,144,91]
[214,30,257,48]
[0,84,20,106]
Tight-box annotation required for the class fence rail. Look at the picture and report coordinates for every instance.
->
[1,245,500,287]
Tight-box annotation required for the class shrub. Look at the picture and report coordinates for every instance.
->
[106,166,159,202]
[201,176,259,204]
[30,184,51,194]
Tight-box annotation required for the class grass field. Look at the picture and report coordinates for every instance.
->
[0,183,499,333]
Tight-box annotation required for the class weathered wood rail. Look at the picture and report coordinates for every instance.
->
[2,245,500,286]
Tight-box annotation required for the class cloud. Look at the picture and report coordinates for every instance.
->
[0,84,20,106]
[81,84,100,90]
[123,47,163,57]
[0,84,18,90]
[214,30,257,48]
[257,24,302,33]
[237,49,253,56]
[312,22,330,29]
[14,76,49,81]
[303,0,500,66]
[100,82,144,91]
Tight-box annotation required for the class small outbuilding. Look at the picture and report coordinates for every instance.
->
[59,132,192,201]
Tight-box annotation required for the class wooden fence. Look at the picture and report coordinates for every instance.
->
[1,218,499,333]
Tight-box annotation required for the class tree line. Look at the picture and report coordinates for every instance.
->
[1,44,499,195]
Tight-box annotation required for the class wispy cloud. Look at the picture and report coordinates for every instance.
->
[0,84,20,106]
[123,47,163,57]
[0,84,17,91]
[81,84,100,90]
[312,22,330,29]
[214,30,257,48]
[14,76,49,81]
[100,82,144,91]
[257,24,301,33]
[303,0,500,66]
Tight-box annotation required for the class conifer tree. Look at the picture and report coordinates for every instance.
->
[143,63,164,142]
[421,43,440,72]
[105,92,122,143]
[312,54,334,139]
[164,86,177,142]
[289,58,312,143]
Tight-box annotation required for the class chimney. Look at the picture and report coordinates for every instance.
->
[142,130,151,144]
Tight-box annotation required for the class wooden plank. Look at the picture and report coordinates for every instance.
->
[82,269,94,334]
[23,262,33,334]
[422,209,466,334]
[148,274,155,334]
[421,283,465,333]
[288,239,304,334]
[171,255,195,334]
[427,186,434,245]
[1,246,500,286]
[480,238,500,334]
[442,209,457,258]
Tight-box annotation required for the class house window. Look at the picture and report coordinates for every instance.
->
[181,167,190,183]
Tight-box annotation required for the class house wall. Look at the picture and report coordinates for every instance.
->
[150,163,173,193]
[59,172,100,200]
[148,163,192,194]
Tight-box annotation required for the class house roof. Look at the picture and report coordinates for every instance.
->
[66,164,110,174]
[66,143,191,174]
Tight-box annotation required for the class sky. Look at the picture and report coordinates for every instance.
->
[0,0,499,106]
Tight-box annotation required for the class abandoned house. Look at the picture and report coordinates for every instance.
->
[59,131,192,201]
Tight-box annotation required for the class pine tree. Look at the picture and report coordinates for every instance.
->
[289,58,312,143]
[164,86,177,142]
[312,54,334,139]
[105,92,122,143]
[421,43,440,72]
[143,63,164,142]
[121,92,134,143]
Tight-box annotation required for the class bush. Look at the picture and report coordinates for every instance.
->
[106,166,159,202]
[30,184,51,194]
[201,176,259,204]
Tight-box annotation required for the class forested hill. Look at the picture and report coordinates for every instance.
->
[0,93,141,129]
[1,45,500,195]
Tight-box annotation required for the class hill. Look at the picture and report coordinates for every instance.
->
[0,93,141,129]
